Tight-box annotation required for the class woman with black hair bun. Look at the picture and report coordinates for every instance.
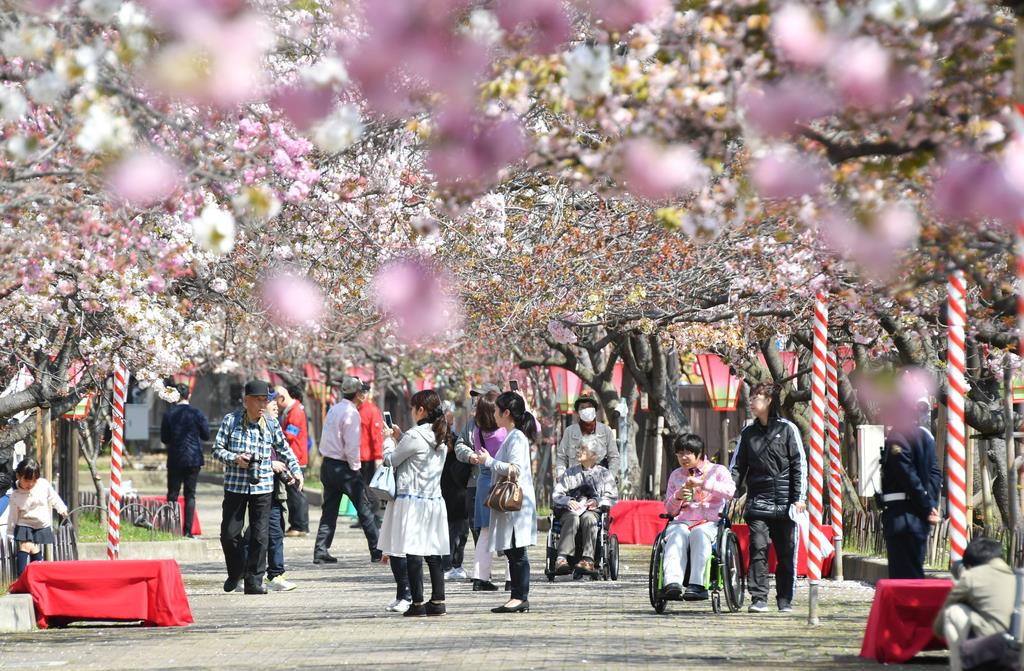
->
[378,389,451,617]
[475,391,537,614]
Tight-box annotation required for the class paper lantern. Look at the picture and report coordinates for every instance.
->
[611,361,625,396]
[549,366,585,415]
[757,350,799,380]
[694,353,741,412]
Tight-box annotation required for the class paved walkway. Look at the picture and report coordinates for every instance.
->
[0,481,946,670]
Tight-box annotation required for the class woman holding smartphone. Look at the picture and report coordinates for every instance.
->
[477,391,537,613]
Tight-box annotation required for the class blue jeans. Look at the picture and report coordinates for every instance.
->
[268,498,285,579]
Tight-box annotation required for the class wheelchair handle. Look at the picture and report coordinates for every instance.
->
[659,513,674,520]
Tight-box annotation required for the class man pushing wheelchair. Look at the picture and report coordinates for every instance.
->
[551,439,618,577]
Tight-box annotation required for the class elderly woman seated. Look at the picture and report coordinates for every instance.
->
[661,433,735,601]
[551,441,618,575]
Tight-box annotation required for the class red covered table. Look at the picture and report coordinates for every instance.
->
[135,495,202,536]
[860,579,952,663]
[9,560,194,629]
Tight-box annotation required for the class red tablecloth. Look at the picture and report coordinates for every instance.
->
[860,579,952,664]
[608,500,835,577]
[9,560,194,629]
[136,495,202,536]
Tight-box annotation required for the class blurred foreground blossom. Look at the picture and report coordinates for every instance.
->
[817,204,920,277]
[496,0,572,54]
[107,150,182,207]
[547,319,578,345]
[620,139,709,201]
[933,152,1023,225]
[75,99,132,153]
[190,203,236,255]
[751,150,826,200]
[426,112,525,190]
[828,38,916,109]
[310,105,364,154]
[584,0,669,32]
[261,273,325,329]
[772,4,832,68]
[0,86,28,123]
[855,367,937,435]
[564,45,612,101]
[740,79,833,137]
[371,258,462,344]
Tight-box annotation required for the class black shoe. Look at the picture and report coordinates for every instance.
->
[403,603,427,617]
[777,599,793,612]
[504,580,511,591]
[491,600,529,614]
[683,585,709,601]
[223,576,240,593]
[473,579,499,592]
[313,552,338,564]
[371,549,383,563]
[244,581,267,595]
[661,582,683,600]
[425,601,446,616]
[349,522,361,529]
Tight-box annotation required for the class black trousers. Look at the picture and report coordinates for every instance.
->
[314,458,379,557]
[443,518,469,571]
[359,461,383,523]
[407,554,444,604]
[882,507,928,579]
[167,466,200,536]
[504,545,530,601]
[221,491,272,584]
[286,469,309,533]
[746,516,797,603]
[390,555,411,601]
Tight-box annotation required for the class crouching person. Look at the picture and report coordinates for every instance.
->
[933,537,1019,671]
[551,442,618,576]
[661,434,735,601]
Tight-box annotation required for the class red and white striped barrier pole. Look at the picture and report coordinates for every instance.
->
[826,351,843,579]
[807,292,828,624]
[107,359,129,560]
[947,272,968,564]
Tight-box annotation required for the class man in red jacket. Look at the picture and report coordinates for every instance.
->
[275,385,310,536]
[357,382,384,525]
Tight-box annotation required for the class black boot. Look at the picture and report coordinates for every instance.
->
[473,579,498,592]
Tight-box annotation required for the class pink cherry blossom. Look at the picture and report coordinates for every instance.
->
[547,319,578,345]
[106,150,182,207]
[740,78,834,137]
[584,0,669,32]
[426,112,526,190]
[495,0,572,54]
[772,4,832,68]
[371,257,462,344]
[261,273,325,329]
[827,38,918,109]
[620,139,708,201]
[269,85,335,131]
[751,151,826,200]
[933,153,1023,225]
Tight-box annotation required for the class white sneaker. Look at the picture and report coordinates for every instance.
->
[266,575,296,592]
[385,598,401,611]
[449,567,468,580]
[387,599,411,613]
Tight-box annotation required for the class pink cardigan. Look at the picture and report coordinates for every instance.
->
[664,461,735,524]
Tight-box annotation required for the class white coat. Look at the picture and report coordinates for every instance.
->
[485,428,537,552]
[377,423,449,557]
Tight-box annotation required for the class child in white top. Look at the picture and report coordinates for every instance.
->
[8,458,68,576]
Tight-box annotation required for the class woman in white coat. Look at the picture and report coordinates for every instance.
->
[476,391,537,614]
[378,389,450,617]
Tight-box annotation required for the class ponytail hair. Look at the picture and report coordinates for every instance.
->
[495,391,538,443]
[410,389,448,449]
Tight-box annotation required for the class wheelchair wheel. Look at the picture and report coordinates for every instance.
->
[721,529,746,613]
[647,532,667,614]
[544,520,558,581]
[711,590,722,614]
[608,535,620,581]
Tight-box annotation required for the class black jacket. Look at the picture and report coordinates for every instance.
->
[0,444,14,493]
[160,404,211,470]
[441,445,472,521]
[881,427,941,519]
[731,417,806,520]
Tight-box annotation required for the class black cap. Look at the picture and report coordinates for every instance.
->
[244,379,276,400]
[574,395,598,412]
[361,382,372,393]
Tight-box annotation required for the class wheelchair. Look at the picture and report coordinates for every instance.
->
[647,510,745,614]
[544,506,620,582]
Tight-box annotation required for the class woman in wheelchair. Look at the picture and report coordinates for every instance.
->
[661,433,735,601]
[551,442,618,576]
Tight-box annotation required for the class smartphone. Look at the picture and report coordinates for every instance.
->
[383,411,393,428]
[509,380,519,392]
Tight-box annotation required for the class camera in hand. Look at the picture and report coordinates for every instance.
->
[245,453,264,485]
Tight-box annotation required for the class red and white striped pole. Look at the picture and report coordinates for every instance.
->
[107,359,129,560]
[807,292,828,624]
[826,351,843,579]
[947,272,969,564]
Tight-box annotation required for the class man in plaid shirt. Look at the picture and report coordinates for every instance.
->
[213,380,303,595]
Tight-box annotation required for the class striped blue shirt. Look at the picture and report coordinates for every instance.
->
[212,411,301,495]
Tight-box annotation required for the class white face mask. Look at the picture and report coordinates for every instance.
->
[578,408,597,423]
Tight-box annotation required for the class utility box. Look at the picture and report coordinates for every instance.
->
[857,424,885,497]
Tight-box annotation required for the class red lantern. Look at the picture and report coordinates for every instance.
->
[694,353,741,412]
[549,366,584,415]
[348,365,375,384]
[415,370,435,392]
[757,351,799,380]
[611,360,625,396]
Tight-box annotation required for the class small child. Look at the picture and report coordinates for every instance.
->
[8,458,68,575]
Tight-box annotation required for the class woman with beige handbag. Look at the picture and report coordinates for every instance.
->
[476,391,538,614]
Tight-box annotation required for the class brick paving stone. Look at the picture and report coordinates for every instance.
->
[0,481,946,670]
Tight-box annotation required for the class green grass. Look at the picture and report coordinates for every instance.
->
[73,513,178,543]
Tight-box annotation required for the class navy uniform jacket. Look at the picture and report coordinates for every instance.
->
[881,427,942,524]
